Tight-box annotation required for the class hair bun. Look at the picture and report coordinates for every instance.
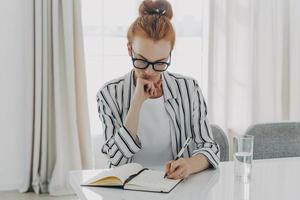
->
[139,0,173,20]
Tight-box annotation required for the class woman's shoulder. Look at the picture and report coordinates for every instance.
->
[97,74,128,97]
[166,71,200,87]
[165,71,205,102]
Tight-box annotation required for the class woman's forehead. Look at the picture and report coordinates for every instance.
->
[132,36,171,61]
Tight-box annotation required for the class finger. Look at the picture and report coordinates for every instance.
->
[150,83,155,96]
[165,160,173,174]
[158,80,163,87]
[168,166,185,179]
[154,80,162,88]
[148,87,153,96]
[168,160,181,174]
[146,82,154,93]
[153,88,158,97]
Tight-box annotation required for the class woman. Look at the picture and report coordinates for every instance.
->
[97,0,220,180]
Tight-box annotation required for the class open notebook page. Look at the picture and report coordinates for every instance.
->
[125,170,181,191]
[83,163,144,185]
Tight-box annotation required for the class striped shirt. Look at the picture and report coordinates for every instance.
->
[96,70,220,168]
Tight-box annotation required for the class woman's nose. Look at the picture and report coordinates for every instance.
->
[145,64,155,74]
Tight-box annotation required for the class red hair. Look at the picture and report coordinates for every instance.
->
[127,0,176,49]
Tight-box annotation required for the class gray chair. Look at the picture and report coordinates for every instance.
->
[211,124,229,161]
[245,122,300,160]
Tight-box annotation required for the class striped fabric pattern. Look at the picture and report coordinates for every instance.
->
[97,70,220,168]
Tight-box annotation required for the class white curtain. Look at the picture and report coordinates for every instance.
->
[20,0,93,195]
[206,0,300,144]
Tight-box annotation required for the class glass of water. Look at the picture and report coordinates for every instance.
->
[233,135,254,180]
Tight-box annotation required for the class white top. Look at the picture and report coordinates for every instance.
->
[131,96,173,168]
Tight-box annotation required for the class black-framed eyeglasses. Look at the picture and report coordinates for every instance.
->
[130,49,172,72]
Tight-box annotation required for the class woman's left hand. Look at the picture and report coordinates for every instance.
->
[164,158,192,179]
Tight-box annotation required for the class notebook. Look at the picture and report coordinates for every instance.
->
[81,163,182,193]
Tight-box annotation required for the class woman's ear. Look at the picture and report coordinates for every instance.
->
[127,43,132,56]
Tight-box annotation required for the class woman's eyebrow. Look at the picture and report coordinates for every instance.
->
[136,52,168,62]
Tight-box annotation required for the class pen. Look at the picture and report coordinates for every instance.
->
[164,136,192,178]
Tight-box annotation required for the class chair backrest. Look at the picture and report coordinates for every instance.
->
[245,122,300,160]
[211,124,229,161]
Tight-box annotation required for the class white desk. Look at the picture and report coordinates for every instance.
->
[69,157,300,200]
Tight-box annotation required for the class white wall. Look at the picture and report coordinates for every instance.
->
[0,0,33,191]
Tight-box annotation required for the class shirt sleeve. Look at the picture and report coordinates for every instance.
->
[191,81,220,168]
[96,89,141,167]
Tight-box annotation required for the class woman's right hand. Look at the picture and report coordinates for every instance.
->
[124,77,158,143]
[133,78,158,104]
